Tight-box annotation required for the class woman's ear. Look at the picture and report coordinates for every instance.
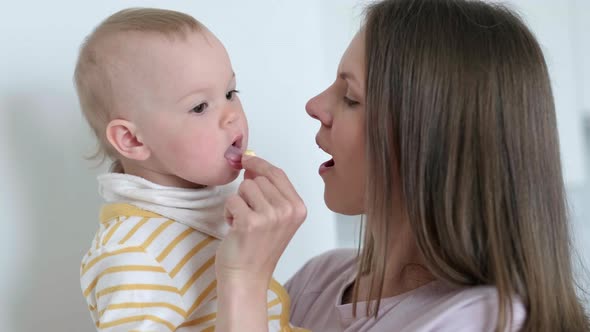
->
[105,119,151,161]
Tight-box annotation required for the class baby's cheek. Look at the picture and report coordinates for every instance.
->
[183,140,219,165]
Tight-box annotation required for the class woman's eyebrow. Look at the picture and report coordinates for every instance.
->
[339,71,362,93]
[339,71,356,82]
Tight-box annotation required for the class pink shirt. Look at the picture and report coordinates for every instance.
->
[285,249,525,331]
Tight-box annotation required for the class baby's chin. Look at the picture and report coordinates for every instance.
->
[214,170,241,186]
[187,169,241,188]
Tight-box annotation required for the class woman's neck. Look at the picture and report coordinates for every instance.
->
[356,221,436,302]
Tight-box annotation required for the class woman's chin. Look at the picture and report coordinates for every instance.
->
[324,192,364,215]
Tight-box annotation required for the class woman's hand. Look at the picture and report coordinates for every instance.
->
[216,154,307,284]
[215,155,307,332]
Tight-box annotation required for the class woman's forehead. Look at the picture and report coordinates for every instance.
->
[338,32,366,89]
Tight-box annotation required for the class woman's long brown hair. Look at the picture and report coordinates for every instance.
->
[357,0,589,331]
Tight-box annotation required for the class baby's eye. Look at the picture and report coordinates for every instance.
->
[190,102,208,114]
[226,89,240,100]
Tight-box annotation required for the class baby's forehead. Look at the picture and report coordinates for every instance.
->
[95,28,226,102]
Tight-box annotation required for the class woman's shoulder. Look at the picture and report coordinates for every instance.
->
[395,282,526,332]
[304,248,358,270]
[298,248,357,277]
[285,248,357,295]
[447,284,525,319]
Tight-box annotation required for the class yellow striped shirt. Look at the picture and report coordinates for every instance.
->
[81,203,303,331]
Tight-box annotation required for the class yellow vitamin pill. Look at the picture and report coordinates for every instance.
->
[244,149,256,156]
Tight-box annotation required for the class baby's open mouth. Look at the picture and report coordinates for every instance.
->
[225,135,244,170]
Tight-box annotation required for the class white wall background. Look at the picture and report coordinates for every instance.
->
[572,0,590,116]
[0,1,587,331]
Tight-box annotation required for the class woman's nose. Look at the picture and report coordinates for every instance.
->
[305,89,332,127]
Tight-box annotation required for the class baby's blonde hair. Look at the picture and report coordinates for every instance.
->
[74,8,204,172]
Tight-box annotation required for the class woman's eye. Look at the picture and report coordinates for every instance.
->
[190,102,208,114]
[226,89,240,100]
[343,96,359,107]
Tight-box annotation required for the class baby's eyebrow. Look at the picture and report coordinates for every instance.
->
[177,72,237,104]
[176,87,205,104]
[227,72,236,84]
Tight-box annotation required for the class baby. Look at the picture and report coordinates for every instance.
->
[76,8,299,331]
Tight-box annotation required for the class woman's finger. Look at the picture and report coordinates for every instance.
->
[242,155,303,206]
[253,175,287,208]
[237,179,272,213]
[223,194,250,226]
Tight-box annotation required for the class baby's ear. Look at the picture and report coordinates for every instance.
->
[105,119,150,161]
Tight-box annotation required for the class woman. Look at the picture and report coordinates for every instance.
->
[215,0,590,331]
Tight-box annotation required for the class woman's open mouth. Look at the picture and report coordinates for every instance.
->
[319,158,335,175]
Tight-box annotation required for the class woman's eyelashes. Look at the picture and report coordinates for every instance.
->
[189,90,240,114]
[343,95,360,107]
